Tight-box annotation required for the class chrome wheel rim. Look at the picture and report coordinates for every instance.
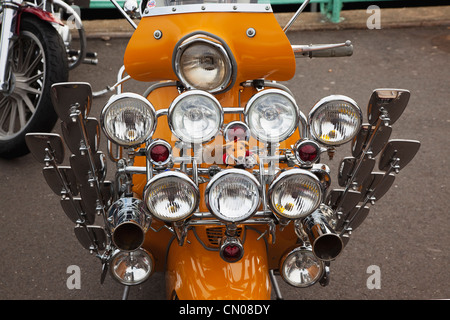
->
[0,30,46,140]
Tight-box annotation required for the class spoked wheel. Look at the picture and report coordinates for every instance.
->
[0,15,68,159]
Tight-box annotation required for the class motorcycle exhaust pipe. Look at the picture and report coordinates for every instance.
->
[302,210,343,261]
[107,198,152,251]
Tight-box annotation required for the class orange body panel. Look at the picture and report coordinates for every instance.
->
[165,227,271,300]
[124,12,296,84]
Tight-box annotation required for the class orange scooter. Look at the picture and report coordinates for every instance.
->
[25,0,420,300]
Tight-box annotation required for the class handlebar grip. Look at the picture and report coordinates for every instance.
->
[293,42,354,58]
[309,45,354,58]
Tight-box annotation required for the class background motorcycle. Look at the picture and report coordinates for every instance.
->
[0,0,93,158]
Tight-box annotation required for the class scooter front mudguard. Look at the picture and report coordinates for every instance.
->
[165,227,271,300]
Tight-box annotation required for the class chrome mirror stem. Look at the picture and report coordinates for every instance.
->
[110,0,137,29]
[283,0,310,33]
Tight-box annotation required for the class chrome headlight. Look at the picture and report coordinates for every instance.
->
[168,90,223,144]
[205,169,261,223]
[244,89,299,143]
[268,168,322,220]
[174,35,233,93]
[109,248,154,286]
[100,93,157,147]
[144,171,199,222]
[279,245,324,288]
[309,95,362,146]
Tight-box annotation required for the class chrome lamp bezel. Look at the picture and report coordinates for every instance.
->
[205,168,261,223]
[143,170,200,222]
[279,245,325,288]
[174,35,233,94]
[100,92,157,147]
[268,168,323,220]
[167,90,224,144]
[244,89,300,143]
[308,95,362,146]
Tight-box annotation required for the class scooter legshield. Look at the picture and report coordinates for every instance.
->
[166,227,271,300]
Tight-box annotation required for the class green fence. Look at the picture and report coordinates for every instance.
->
[88,0,125,9]
[87,0,398,23]
[270,0,398,23]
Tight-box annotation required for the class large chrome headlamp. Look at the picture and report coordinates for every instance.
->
[100,93,157,147]
[205,169,261,223]
[174,35,233,93]
[308,95,362,146]
[244,89,299,143]
[168,90,223,144]
[268,168,322,220]
[109,248,154,286]
[144,171,199,222]
[279,245,324,288]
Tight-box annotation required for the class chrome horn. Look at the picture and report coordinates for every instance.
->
[106,198,152,251]
[302,210,343,261]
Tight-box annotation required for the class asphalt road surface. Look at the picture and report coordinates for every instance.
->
[0,25,449,301]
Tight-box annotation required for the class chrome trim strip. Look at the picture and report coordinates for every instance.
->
[142,4,272,17]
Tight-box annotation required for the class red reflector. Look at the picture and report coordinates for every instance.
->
[225,122,250,142]
[222,244,242,262]
[297,143,319,162]
[150,144,169,163]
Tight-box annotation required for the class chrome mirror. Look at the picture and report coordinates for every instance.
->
[101,180,114,207]
[78,185,97,214]
[61,117,100,155]
[352,156,376,187]
[124,0,139,18]
[359,172,385,198]
[42,166,79,196]
[369,124,392,157]
[51,82,92,123]
[74,225,107,251]
[60,197,96,225]
[25,133,65,164]
[78,180,112,214]
[338,157,355,187]
[69,151,107,187]
[367,89,410,125]
[379,139,421,172]
[338,155,375,188]
[370,173,396,201]
[345,206,370,231]
[351,122,391,158]
[326,189,362,216]
[351,124,371,158]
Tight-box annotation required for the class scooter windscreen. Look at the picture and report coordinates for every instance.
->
[125,0,295,87]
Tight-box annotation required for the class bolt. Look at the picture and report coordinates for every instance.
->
[154,30,162,40]
[246,28,256,38]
